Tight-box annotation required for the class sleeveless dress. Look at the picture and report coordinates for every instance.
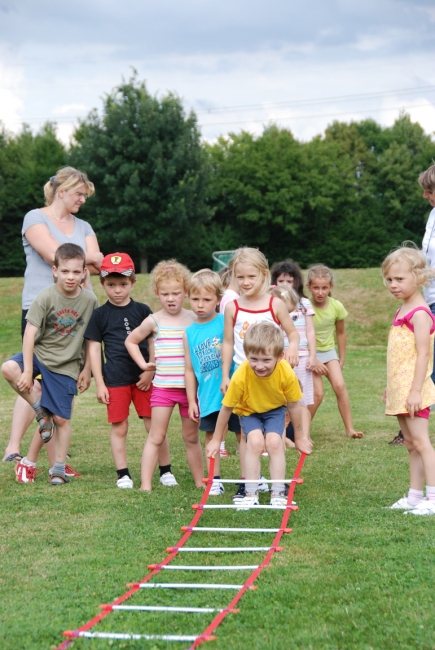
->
[151,316,187,389]
[233,296,281,366]
[385,306,435,416]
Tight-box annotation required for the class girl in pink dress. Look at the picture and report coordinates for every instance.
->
[382,245,435,515]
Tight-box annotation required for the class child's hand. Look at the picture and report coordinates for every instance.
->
[96,383,110,404]
[339,358,345,371]
[220,377,230,396]
[142,361,156,372]
[207,438,220,459]
[382,388,387,404]
[17,369,33,393]
[188,402,199,423]
[313,360,328,375]
[306,356,317,371]
[294,432,313,455]
[285,345,299,367]
[136,370,153,391]
[406,389,422,418]
[77,368,91,393]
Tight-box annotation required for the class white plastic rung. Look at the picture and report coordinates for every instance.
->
[112,605,223,613]
[207,478,298,484]
[139,582,243,590]
[176,547,273,552]
[77,631,198,641]
[197,504,289,510]
[159,565,259,571]
[185,526,282,533]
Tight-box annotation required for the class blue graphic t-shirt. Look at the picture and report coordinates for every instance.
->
[185,314,228,418]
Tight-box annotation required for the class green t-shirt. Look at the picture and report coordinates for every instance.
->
[26,284,99,379]
[312,297,348,352]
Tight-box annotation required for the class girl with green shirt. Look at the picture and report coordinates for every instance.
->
[307,264,363,439]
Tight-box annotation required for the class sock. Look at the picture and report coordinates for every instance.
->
[117,468,131,480]
[214,475,220,480]
[272,483,285,496]
[53,461,65,478]
[21,456,35,467]
[30,398,41,414]
[426,485,435,501]
[220,441,226,450]
[246,483,258,496]
[408,488,424,506]
[159,464,171,477]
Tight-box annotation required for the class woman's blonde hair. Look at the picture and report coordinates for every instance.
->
[151,259,191,292]
[188,269,223,299]
[269,286,299,313]
[307,264,334,286]
[44,166,95,206]
[243,322,284,358]
[232,247,270,297]
[381,243,435,287]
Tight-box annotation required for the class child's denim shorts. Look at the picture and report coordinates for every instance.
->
[240,406,286,435]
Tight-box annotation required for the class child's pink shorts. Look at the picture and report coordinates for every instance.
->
[150,386,189,418]
[402,407,431,420]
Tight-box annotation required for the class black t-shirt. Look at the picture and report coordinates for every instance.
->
[84,299,152,387]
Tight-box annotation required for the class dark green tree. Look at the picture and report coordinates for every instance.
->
[0,122,66,276]
[69,74,213,272]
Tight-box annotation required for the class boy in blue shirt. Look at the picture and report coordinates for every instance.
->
[184,269,240,495]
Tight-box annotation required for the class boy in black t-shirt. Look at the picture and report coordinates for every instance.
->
[85,253,176,489]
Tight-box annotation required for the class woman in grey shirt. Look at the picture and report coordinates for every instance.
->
[3,166,103,463]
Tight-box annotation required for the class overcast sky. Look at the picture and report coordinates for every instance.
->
[1,0,434,144]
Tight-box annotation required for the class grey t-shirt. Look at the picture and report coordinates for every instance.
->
[21,209,95,309]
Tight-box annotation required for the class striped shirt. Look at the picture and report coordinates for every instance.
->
[152,315,187,388]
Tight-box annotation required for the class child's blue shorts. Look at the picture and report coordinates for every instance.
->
[240,406,286,436]
[8,352,78,419]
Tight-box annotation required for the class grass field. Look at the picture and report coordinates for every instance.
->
[1,270,435,650]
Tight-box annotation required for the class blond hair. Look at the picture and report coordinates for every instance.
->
[44,166,95,206]
[307,264,334,287]
[418,165,435,192]
[151,259,190,292]
[270,286,299,313]
[188,269,223,299]
[381,244,435,287]
[219,258,235,289]
[243,322,284,358]
[232,247,270,296]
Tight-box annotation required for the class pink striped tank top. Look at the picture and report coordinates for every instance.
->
[152,315,187,388]
[232,297,280,366]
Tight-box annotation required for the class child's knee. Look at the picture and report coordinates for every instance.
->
[265,433,283,453]
[332,380,347,396]
[53,415,68,428]
[2,360,20,382]
[247,434,264,455]
[111,420,128,438]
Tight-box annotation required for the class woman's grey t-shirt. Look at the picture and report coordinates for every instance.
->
[21,209,95,309]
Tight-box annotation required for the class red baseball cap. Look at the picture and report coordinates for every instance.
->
[100,252,135,277]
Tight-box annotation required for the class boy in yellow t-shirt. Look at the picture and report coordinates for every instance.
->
[207,322,312,508]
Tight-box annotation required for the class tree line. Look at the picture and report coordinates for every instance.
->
[1,74,434,276]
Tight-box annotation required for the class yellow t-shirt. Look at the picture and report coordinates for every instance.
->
[312,297,348,352]
[222,360,303,417]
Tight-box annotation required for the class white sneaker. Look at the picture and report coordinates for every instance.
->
[258,475,269,492]
[390,496,415,510]
[116,475,133,489]
[270,492,287,507]
[236,493,259,511]
[405,498,435,515]
[209,480,225,496]
[160,472,179,487]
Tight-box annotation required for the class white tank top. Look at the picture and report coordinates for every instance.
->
[233,297,280,366]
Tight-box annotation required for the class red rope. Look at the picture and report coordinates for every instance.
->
[56,460,215,649]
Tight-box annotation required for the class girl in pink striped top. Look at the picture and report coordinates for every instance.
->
[126,260,203,492]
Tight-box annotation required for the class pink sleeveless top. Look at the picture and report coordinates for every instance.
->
[232,296,280,366]
[385,306,435,415]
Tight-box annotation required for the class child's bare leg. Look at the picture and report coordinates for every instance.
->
[181,416,203,487]
[143,416,171,466]
[140,407,172,491]
[53,416,71,464]
[326,360,363,438]
[26,428,50,463]
[399,415,435,487]
[2,360,41,407]
[244,430,263,486]
[239,432,247,476]
[265,432,285,486]
[110,419,129,469]
[308,373,324,421]
[205,432,221,476]
[3,396,36,460]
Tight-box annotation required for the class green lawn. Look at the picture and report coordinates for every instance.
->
[1,270,435,650]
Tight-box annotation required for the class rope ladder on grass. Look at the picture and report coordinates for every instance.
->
[56,453,307,649]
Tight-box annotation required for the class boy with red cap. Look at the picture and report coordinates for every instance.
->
[84,253,176,488]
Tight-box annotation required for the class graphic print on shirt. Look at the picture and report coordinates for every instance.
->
[239,321,254,340]
[47,309,86,337]
[124,317,132,337]
[193,336,223,375]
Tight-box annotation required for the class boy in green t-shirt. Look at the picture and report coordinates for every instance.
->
[207,322,312,509]
[1,243,98,485]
